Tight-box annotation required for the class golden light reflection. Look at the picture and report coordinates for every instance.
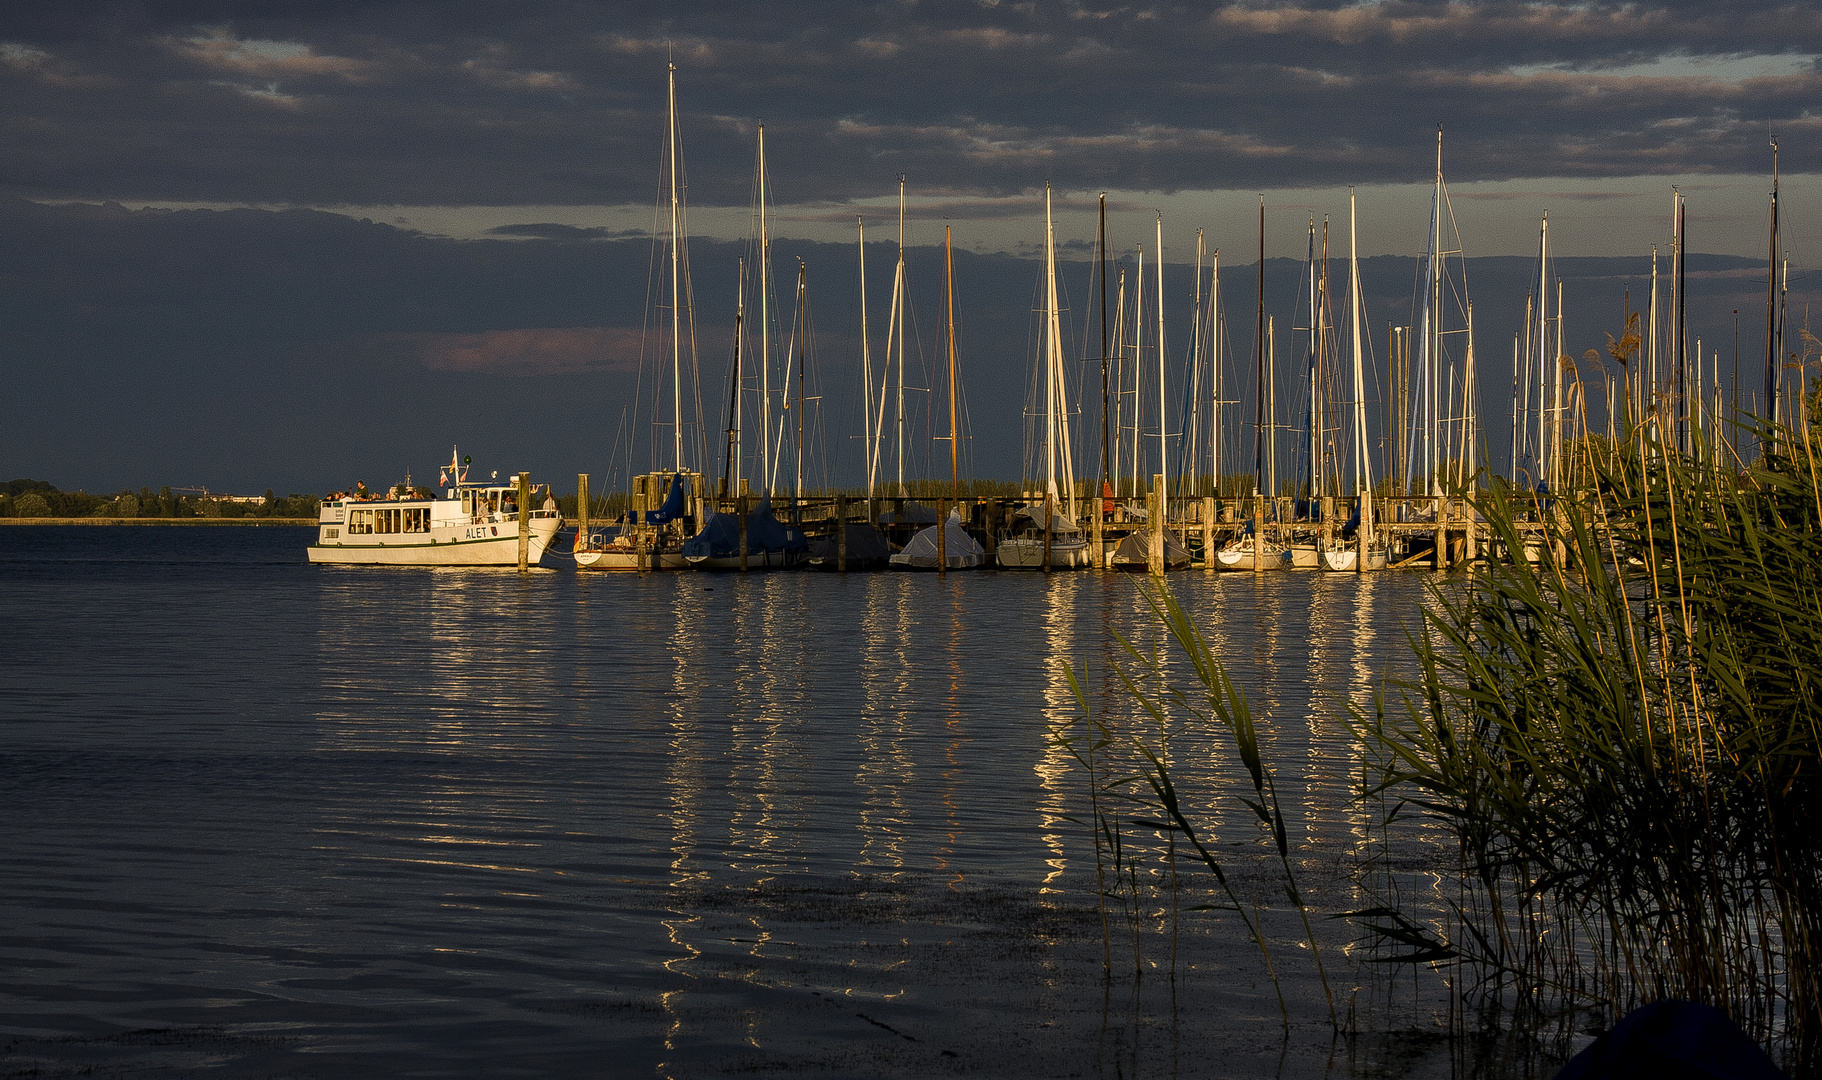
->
[1034,573,1083,894]
[934,575,970,890]
[856,574,915,872]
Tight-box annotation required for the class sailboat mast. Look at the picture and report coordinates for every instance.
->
[945,226,959,506]
[1112,267,1127,496]
[1155,213,1167,498]
[794,261,806,501]
[1536,215,1549,488]
[896,176,907,496]
[724,258,745,497]
[757,124,772,490]
[1767,139,1781,428]
[1349,191,1370,499]
[667,62,684,472]
[1211,250,1222,489]
[1099,193,1110,494]
[1189,229,1203,499]
[1255,196,1266,499]
[1133,244,1145,497]
[1426,127,1444,495]
[858,217,873,506]
[1044,183,1057,504]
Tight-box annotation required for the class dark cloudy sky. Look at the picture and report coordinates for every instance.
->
[1,2,1816,493]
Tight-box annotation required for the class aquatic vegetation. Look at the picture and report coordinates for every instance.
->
[1061,414,1821,1070]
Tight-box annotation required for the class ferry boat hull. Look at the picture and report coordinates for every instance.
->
[309,523,560,566]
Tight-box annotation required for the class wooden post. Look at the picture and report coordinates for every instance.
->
[1356,494,1368,574]
[1202,496,1216,571]
[1148,474,1164,576]
[836,494,848,571]
[517,471,530,573]
[1433,495,1448,571]
[1320,494,1334,557]
[577,472,589,553]
[982,499,998,561]
[1041,493,1053,573]
[738,494,749,571]
[937,497,948,574]
[1253,493,1265,573]
[1463,497,1479,564]
[1090,487,1103,570]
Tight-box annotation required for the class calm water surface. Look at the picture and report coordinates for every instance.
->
[0,526,1507,1078]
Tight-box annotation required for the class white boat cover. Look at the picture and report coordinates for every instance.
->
[889,509,985,569]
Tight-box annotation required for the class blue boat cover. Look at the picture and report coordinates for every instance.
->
[645,473,686,524]
[682,494,807,559]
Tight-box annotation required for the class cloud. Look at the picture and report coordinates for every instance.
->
[1,3,1820,212]
[485,222,635,240]
[391,327,645,376]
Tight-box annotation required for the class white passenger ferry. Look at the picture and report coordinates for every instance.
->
[308,453,562,566]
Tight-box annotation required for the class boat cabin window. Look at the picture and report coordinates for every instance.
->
[348,509,373,534]
[404,508,429,532]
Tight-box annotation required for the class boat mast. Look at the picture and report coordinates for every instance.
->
[1099,193,1110,497]
[1767,139,1781,430]
[1648,247,1659,424]
[722,259,745,497]
[1189,229,1204,499]
[1255,196,1266,503]
[1133,244,1145,498]
[1424,127,1444,496]
[896,176,908,496]
[1210,249,1222,490]
[1348,190,1372,539]
[757,123,773,490]
[946,226,959,509]
[1306,215,1317,506]
[1111,266,1127,496]
[859,216,874,507]
[667,62,684,473]
[1536,215,1549,489]
[1155,213,1167,500]
[1673,190,1686,452]
[794,260,807,501]
[1044,184,1057,505]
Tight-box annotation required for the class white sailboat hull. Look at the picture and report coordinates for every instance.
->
[996,536,1093,569]
[1214,544,1284,571]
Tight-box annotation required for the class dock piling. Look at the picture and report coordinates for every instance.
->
[517,471,530,573]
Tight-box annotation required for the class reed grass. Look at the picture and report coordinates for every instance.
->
[1056,409,1819,1070]
[1352,411,1820,1070]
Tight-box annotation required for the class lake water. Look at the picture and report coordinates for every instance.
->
[0,526,1545,1078]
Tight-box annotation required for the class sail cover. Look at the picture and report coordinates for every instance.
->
[681,494,807,559]
[645,473,687,524]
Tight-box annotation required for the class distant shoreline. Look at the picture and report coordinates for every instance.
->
[0,518,317,527]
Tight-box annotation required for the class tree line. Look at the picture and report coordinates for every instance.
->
[0,480,319,519]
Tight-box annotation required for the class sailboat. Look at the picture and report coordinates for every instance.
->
[1323,190,1388,571]
[892,226,986,570]
[578,62,703,570]
[1000,183,1091,569]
